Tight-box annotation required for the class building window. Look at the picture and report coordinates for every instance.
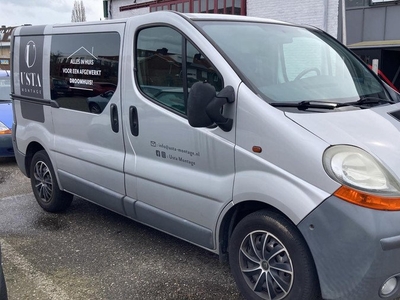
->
[149,0,246,15]
[345,0,368,7]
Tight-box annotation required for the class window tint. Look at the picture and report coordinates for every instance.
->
[136,26,222,115]
[50,32,120,114]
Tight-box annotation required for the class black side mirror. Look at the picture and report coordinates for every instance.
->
[187,82,235,132]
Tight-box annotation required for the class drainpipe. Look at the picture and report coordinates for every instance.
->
[341,0,347,45]
[323,0,329,32]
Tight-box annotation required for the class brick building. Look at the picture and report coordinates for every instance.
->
[0,26,15,70]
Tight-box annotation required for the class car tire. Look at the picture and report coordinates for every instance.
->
[30,150,73,212]
[229,210,321,300]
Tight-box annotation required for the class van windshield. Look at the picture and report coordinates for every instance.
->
[196,21,391,110]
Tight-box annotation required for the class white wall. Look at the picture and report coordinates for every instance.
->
[247,0,339,37]
[109,0,339,37]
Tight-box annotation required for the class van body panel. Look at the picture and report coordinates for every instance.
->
[50,106,126,197]
[287,103,400,177]
[12,100,54,160]
[123,81,236,239]
[134,201,214,249]
[58,169,125,215]
[234,84,335,223]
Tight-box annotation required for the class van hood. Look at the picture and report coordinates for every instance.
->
[285,103,400,175]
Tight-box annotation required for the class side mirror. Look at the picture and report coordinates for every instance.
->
[187,82,235,132]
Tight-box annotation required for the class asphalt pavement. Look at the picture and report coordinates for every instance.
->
[0,158,242,300]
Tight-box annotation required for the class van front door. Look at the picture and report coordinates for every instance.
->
[122,25,236,249]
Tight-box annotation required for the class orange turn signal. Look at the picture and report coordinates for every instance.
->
[0,129,11,135]
[252,146,262,153]
[334,185,400,211]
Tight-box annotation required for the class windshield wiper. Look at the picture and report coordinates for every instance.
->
[339,96,395,107]
[271,96,396,111]
[270,100,339,110]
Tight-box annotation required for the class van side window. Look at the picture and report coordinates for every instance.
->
[50,32,120,114]
[187,42,223,91]
[136,26,222,115]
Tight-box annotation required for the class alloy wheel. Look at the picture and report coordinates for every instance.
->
[239,230,294,300]
[33,161,53,203]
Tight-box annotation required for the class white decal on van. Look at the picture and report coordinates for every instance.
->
[20,37,44,98]
[62,68,101,76]
[70,58,95,65]
[151,141,200,167]
[25,41,36,68]
[67,47,97,60]
[62,47,102,89]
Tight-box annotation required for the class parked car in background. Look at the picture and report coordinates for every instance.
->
[0,69,13,158]
[0,245,8,300]
[50,77,73,99]
[87,90,115,114]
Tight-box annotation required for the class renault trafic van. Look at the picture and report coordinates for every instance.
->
[11,12,400,300]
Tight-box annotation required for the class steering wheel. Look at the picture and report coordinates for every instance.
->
[294,68,321,80]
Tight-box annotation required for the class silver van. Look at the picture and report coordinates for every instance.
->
[10,12,400,300]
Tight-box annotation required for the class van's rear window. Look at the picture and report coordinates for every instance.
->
[50,32,120,114]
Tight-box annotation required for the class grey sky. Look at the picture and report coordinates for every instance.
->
[0,0,104,26]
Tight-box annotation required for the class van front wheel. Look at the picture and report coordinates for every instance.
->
[229,210,321,300]
[30,150,73,212]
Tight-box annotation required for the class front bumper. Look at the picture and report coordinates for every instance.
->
[298,195,400,300]
[0,134,14,157]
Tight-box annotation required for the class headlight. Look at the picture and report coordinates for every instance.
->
[323,145,400,210]
[0,121,11,135]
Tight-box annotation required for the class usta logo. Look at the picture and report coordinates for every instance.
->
[25,40,36,68]
[21,40,42,90]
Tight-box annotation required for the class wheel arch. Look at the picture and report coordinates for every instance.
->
[218,200,291,262]
[25,143,66,192]
[226,205,322,299]
[24,141,45,178]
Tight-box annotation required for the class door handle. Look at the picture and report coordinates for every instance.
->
[110,103,119,133]
[129,106,139,136]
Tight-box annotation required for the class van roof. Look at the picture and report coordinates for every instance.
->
[26,11,290,28]
[13,11,294,36]
[183,12,289,25]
